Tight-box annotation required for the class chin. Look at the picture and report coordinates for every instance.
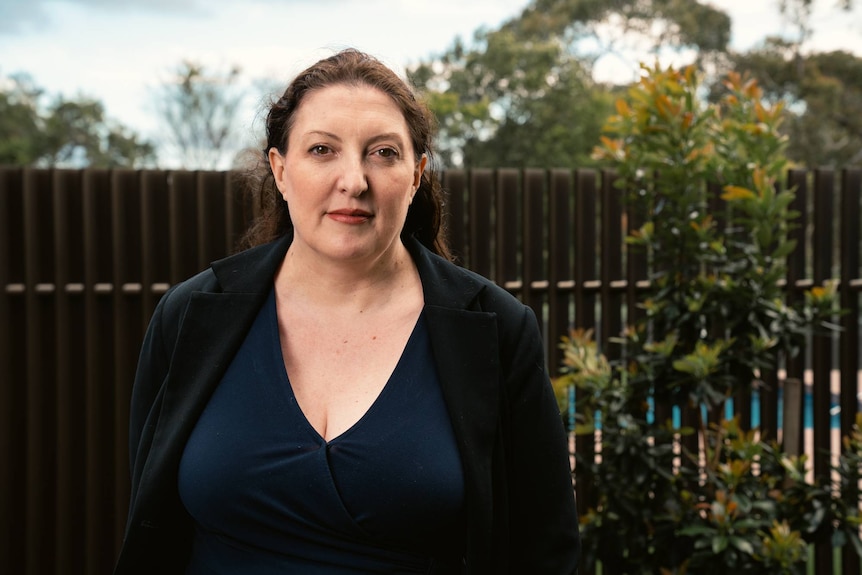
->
[322,242,378,262]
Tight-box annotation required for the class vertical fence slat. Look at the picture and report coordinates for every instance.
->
[623,170,647,330]
[113,170,144,562]
[141,170,171,321]
[0,167,26,575]
[785,169,809,453]
[442,169,467,265]
[574,170,597,333]
[24,168,56,575]
[600,171,624,363]
[572,169,597,569]
[169,171,201,284]
[839,167,861,575]
[812,169,835,575]
[53,170,72,575]
[225,171,252,254]
[548,169,573,373]
[469,170,493,280]
[197,171,229,270]
[52,169,87,575]
[522,169,546,325]
[761,367,780,443]
[757,178,780,441]
[0,169,10,574]
[82,168,114,575]
[495,169,520,291]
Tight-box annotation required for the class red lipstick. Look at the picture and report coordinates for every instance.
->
[327,209,372,224]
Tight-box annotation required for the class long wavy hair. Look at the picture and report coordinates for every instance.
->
[237,48,450,260]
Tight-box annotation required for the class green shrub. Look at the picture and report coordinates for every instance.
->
[560,63,861,574]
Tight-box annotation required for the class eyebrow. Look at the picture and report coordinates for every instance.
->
[303,130,407,148]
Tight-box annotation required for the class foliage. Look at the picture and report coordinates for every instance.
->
[515,0,731,54]
[410,0,859,171]
[151,60,246,170]
[409,30,613,169]
[723,39,862,168]
[593,63,834,404]
[561,330,862,573]
[408,0,732,169]
[0,73,155,167]
[556,63,860,573]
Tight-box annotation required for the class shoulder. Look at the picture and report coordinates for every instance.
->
[155,267,219,322]
[157,235,290,323]
[408,237,530,326]
[149,238,282,339]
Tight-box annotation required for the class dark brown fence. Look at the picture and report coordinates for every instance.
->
[1,166,860,575]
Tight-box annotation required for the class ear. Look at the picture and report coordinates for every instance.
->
[412,154,428,191]
[268,147,287,196]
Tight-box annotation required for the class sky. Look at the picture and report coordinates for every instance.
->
[2,0,861,164]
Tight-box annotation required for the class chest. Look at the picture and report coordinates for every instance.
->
[276,296,424,441]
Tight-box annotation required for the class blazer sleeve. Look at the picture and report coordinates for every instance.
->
[501,304,581,573]
[128,283,185,483]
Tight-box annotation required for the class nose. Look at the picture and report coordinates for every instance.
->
[338,154,368,197]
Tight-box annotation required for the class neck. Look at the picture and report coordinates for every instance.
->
[275,241,417,313]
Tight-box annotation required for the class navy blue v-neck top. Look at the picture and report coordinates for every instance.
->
[178,288,465,574]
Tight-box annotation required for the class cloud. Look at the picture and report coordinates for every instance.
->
[0,0,50,33]
[0,0,208,34]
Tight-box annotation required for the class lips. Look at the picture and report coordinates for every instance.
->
[327,209,373,224]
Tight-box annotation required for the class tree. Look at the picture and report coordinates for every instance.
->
[510,0,730,55]
[0,73,155,167]
[409,0,732,169]
[567,62,860,574]
[724,41,862,168]
[410,30,613,168]
[0,75,41,164]
[709,0,862,168]
[778,0,855,46]
[152,61,246,170]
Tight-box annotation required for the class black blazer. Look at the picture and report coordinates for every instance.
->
[114,234,580,574]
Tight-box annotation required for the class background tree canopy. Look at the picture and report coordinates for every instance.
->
[151,61,247,170]
[409,0,860,170]
[0,0,859,169]
[408,0,732,169]
[726,40,862,168]
[408,31,614,169]
[0,74,154,168]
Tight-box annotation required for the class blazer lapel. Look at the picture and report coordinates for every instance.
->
[408,238,502,560]
[424,306,499,449]
[424,305,499,546]
[134,237,290,525]
[152,291,264,464]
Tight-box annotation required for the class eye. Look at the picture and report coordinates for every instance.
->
[309,144,332,156]
[372,147,399,159]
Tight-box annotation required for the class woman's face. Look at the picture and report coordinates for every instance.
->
[269,83,426,268]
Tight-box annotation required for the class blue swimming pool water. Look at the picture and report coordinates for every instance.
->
[645,391,842,430]
[568,388,855,431]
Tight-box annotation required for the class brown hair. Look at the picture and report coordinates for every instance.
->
[237,48,450,260]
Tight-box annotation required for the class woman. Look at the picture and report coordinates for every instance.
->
[114,49,580,574]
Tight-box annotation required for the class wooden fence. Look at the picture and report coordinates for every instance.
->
[1,166,860,574]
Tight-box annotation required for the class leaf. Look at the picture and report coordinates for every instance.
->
[615,98,631,116]
[677,525,716,536]
[722,185,756,201]
[844,526,862,558]
[729,536,755,556]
